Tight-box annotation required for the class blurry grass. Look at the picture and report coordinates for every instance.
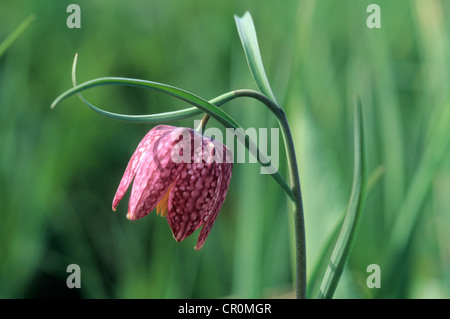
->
[0,14,35,58]
[1,0,450,299]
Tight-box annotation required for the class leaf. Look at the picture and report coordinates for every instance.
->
[307,165,383,298]
[306,214,343,299]
[234,12,280,108]
[318,96,366,299]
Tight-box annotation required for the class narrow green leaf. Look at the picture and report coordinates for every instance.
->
[0,14,35,58]
[318,97,366,299]
[51,77,240,127]
[234,12,280,107]
[306,214,343,299]
[308,165,383,298]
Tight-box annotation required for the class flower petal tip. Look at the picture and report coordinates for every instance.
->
[126,210,134,220]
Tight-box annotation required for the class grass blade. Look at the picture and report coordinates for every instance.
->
[0,14,35,58]
[318,97,366,299]
[306,214,343,298]
[307,165,383,298]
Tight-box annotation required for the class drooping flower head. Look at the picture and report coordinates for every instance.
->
[112,125,233,250]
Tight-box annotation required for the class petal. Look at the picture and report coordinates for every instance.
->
[112,125,174,211]
[167,161,223,243]
[127,127,190,220]
[195,161,232,250]
[166,133,233,249]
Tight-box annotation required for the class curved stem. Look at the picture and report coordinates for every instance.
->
[196,89,282,132]
[196,113,211,133]
[234,12,305,298]
[230,90,306,298]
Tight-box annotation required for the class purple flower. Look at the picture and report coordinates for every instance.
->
[113,125,233,250]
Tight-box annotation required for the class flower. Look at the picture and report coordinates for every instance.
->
[112,125,233,250]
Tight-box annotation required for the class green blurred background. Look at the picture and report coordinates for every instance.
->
[1,0,449,298]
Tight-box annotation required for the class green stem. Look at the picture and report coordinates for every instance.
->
[278,113,306,299]
[196,113,211,133]
[234,12,305,298]
[196,89,283,130]
[230,90,306,298]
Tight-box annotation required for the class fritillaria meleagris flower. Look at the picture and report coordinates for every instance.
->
[112,125,232,250]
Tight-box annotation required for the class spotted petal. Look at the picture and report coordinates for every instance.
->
[167,134,233,249]
[127,126,189,220]
[195,161,232,250]
[112,125,174,211]
[167,162,223,243]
